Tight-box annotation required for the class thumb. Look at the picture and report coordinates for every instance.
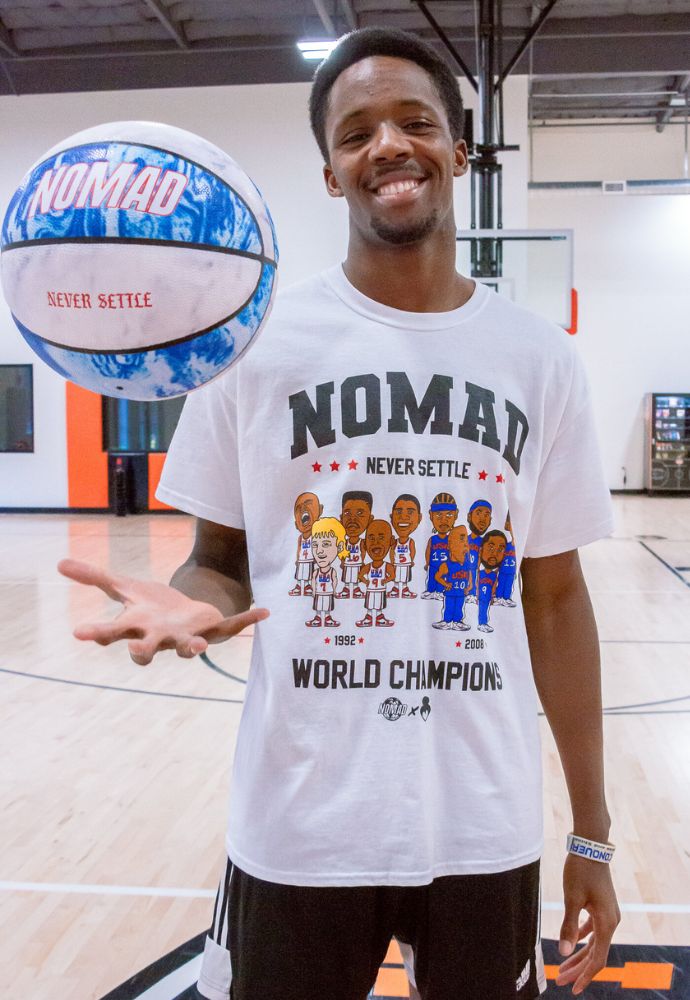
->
[559,902,582,957]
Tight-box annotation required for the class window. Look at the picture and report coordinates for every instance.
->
[102,396,185,454]
[0,365,34,453]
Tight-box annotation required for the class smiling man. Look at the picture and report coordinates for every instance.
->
[60,26,619,1000]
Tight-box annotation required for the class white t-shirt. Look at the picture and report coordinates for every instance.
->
[157,265,614,887]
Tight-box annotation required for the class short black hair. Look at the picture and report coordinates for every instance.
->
[392,493,421,514]
[309,27,464,163]
[342,490,373,508]
[481,530,507,546]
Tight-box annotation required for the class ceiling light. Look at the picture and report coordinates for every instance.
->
[297,39,338,61]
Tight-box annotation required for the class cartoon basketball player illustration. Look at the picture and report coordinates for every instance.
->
[338,491,373,598]
[476,530,507,633]
[495,511,517,607]
[422,492,458,600]
[389,494,421,598]
[357,519,396,628]
[289,492,323,596]
[433,525,473,630]
[465,499,493,604]
[306,517,347,628]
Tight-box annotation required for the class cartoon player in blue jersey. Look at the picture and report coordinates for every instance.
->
[476,530,507,633]
[433,525,473,630]
[389,493,421,598]
[464,499,493,604]
[495,511,517,607]
[290,491,323,596]
[421,492,458,600]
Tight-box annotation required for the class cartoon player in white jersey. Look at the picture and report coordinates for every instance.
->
[289,491,323,597]
[306,517,347,628]
[465,499,492,604]
[389,493,421,598]
[476,530,507,633]
[433,525,473,630]
[495,511,517,607]
[421,492,458,599]
[357,519,396,628]
[338,491,373,598]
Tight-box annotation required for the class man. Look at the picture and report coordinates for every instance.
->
[476,528,508,633]
[289,491,323,596]
[433,524,472,630]
[465,498,492,603]
[339,489,373,598]
[356,518,396,627]
[389,492,421,598]
[59,26,619,1000]
[421,491,459,599]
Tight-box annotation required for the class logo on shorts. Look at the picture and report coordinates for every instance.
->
[379,697,408,721]
[516,958,531,991]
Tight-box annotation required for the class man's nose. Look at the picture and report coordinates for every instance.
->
[368,122,414,159]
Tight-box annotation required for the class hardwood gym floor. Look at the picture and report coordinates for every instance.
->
[0,495,688,999]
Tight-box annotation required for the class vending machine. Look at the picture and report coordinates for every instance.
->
[645,393,690,493]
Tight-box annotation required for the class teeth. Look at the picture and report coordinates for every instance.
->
[376,179,421,196]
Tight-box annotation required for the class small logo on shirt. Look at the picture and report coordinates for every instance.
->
[378,697,432,722]
[379,697,407,721]
[516,958,531,991]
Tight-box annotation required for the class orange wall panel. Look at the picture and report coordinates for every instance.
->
[66,383,109,508]
[148,452,172,510]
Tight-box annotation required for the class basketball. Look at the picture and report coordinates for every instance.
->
[0,121,278,400]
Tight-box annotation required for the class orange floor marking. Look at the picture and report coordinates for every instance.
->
[544,961,674,990]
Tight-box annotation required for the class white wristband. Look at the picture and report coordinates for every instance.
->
[566,833,615,864]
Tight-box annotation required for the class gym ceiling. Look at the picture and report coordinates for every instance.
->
[0,1,688,131]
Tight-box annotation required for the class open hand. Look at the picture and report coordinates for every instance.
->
[58,558,269,665]
[556,855,620,995]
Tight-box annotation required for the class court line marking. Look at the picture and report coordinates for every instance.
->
[638,540,690,589]
[0,667,243,705]
[1,881,689,914]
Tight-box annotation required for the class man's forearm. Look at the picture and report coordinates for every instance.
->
[522,551,610,842]
[170,562,251,619]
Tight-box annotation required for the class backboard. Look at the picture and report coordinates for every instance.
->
[456,229,576,333]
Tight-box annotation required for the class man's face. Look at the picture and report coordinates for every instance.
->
[294,493,322,535]
[448,525,469,563]
[480,535,506,569]
[341,498,372,537]
[391,499,421,538]
[468,505,492,536]
[322,56,467,247]
[365,519,393,562]
[312,533,340,569]
[430,506,458,535]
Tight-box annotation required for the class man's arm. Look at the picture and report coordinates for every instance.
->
[521,549,620,996]
[58,518,267,666]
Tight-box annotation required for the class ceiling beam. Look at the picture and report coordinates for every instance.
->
[0,14,19,57]
[312,0,337,35]
[142,0,189,50]
[339,0,357,32]
[656,72,690,132]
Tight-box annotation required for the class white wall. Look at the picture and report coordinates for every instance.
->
[0,75,528,507]
[529,118,690,490]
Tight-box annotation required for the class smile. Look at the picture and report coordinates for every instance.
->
[373,177,426,198]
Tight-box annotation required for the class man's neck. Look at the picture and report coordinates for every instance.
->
[342,231,474,313]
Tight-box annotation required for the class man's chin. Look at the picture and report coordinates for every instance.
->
[370,212,438,246]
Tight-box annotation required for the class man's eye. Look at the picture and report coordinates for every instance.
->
[342,131,368,144]
[405,120,433,130]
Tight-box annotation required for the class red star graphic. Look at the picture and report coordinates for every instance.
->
[455,641,463,647]
[358,637,364,644]
[324,636,331,644]
[312,461,321,472]
[348,459,358,470]
[496,473,505,484]
[330,460,340,472]
[478,470,488,480]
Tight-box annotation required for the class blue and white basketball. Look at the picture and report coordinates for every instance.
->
[0,121,278,400]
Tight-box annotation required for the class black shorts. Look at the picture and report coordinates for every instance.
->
[197,858,545,1000]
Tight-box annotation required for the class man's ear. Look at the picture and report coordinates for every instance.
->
[324,164,344,198]
[453,139,469,178]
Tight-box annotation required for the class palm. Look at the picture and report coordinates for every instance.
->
[58,558,267,665]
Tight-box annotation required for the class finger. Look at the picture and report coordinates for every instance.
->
[128,638,160,666]
[176,634,209,658]
[556,940,592,981]
[200,607,270,643]
[559,903,585,957]
[74,620,144,644]
[58,559,127,603]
